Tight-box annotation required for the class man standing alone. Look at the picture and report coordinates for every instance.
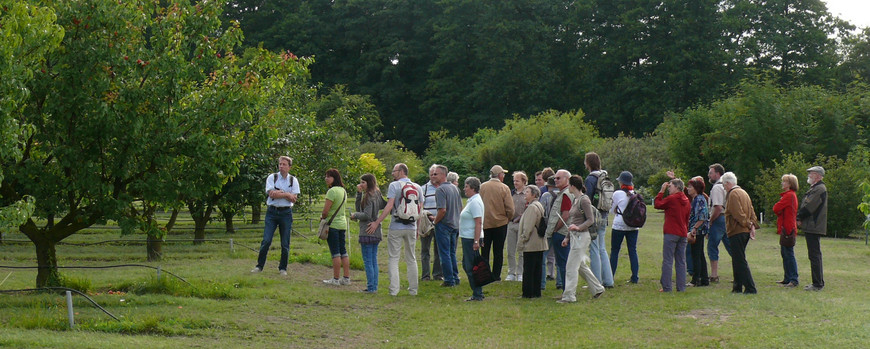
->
[798,166,827,291]
[479,165,515,281]
[253,156,300,276]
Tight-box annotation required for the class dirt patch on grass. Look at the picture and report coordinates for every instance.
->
[677,309,732,325]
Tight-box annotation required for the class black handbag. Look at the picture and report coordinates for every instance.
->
[472,252,497,287]
[779,227,796,247]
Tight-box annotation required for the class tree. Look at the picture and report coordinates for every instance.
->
[1,0,309,285]
[0,1,63,241]
[721,0,852,85]
[660,81,867,205]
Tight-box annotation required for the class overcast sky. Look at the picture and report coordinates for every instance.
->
[824,0,870,30]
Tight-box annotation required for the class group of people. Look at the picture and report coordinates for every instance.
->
[653,164,828,294]
[251,154,829,302]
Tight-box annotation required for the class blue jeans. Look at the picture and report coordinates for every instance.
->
[590,223,614,286]
[780,245,799,285]
[461,238,484,299]
[707,216,732,261]
[435,223,460,286]
[256,206,292,270]
[326,228,347,258]
[610,229,639,283]
[551,233,569,288]
[361,243,380,291]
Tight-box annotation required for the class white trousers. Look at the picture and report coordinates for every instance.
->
[562,231,605,302]
[506,222,524,277]
[388,228,418,296]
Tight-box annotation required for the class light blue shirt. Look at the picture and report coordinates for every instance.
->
[459,194,485,239]
[265,173,300,207]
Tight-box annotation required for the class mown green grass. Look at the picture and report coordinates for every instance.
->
[2,208,870,348]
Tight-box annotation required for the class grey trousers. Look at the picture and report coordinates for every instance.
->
[660,234,687,292]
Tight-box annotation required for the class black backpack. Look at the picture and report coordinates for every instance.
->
[616,189,647,228]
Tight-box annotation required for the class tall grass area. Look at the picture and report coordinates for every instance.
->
[2,208,870,348]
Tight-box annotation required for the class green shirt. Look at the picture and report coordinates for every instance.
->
[325,186,348,230]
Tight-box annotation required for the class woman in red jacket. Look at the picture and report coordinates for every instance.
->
[773,174,799,287]
[654,178,691,292]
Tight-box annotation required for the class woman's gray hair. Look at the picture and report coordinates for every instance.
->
[721,171,737,185]
[446,171,459,183]
[464,176,481,192]
[669,178,685,191]
[524,185,541,198]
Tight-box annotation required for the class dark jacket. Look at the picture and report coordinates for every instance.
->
[797,181,827,236]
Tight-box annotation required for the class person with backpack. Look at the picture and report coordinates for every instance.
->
[518,185,546,298]
[610,171,642,284]
[253,156,300,276]
[584,152,615,288]
[369,163,422,296]
[558,175,606,302]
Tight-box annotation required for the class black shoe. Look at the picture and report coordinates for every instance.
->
[776,280,788,284]
[604,285,614,289]
[546,276,555,281]
[434,275,444,281]
[465,296,483,302]
[420,276,430,281]
[804,285,823,291]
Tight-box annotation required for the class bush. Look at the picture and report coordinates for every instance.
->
[752,146,870,238]
[476,109,599,178]
[359,141,424,186]
[596,132,675,190]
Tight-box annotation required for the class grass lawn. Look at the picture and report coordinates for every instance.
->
[2,207,870,348]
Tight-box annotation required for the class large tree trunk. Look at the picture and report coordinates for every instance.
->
[146,235,163,261]
[34,238,61,287]
[250,204,261,225]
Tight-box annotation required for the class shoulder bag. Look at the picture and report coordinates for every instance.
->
[319,192,347,240]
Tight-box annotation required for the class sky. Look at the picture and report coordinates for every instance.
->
[824,0,870,30]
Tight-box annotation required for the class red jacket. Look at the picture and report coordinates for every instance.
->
[654,191,690,237]
[773,190,798,235]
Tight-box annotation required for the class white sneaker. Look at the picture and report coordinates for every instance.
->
[279,270,287,276]
[505,274,516,282]
[339,277,351,286]
[517,275,523,282]
[251,267,262,273]
[323,278,341,285]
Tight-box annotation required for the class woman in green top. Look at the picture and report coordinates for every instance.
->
[322,168,349,286]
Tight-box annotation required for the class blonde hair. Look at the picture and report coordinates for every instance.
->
[782,174,799,191]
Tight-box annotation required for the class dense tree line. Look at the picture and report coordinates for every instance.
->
[226,0,862,152]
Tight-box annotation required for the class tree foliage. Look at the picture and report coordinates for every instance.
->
[0,0,318,285]
[229,0,856,152]
[0,0,64,236]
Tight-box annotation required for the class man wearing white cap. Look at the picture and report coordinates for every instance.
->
[479,165,515,281]
[798,166,827,291]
